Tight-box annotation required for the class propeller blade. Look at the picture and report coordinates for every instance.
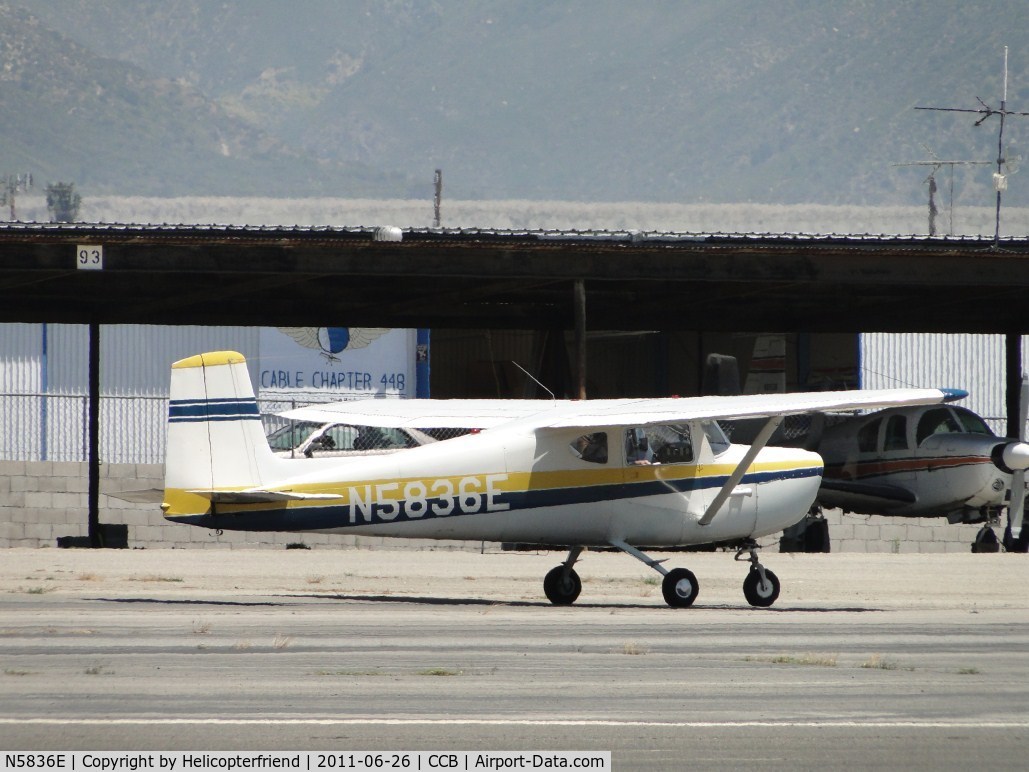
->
[1009,470,1025,541]
[1008,375,1029,541]
[1018,375,1029,443]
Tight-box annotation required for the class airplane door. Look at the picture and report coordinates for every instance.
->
[620,424,707,543]
[882,413,916,487]
[699,420,758,536]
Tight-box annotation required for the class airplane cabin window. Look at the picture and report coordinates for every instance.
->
[916,407,962,444]
[570,432,608,464]
[629,424,694,465]
[858,418,881,452]
[265,421,321,451]
[883,415,908,451]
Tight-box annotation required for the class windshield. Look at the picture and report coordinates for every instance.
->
[952,407,995,436]
[915,406,996,445]
[702,421,730,455]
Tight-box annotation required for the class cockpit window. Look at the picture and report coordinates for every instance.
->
[916,407,962,444]
[626,424,694,465]
[952,407,995,436]
[570,432,608,464]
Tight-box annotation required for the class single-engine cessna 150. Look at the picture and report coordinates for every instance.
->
[162,351,965,608]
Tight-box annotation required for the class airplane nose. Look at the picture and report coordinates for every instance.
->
[992,441,1029,473]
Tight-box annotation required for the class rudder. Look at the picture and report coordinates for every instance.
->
[165,351,274,500]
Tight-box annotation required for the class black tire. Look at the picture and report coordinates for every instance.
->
[743,566,780,607]
[804,517,831,553]
[1003,525,1029,553]
[972,526,1000,553]
[543,565,582,605]
[661,567,699,608]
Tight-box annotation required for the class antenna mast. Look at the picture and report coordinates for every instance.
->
[916,46,1029,246]
[893,147,992,235]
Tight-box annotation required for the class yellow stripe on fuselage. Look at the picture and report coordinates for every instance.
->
[162,457,819,519]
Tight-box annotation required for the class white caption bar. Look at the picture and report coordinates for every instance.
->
[1,752,611,772]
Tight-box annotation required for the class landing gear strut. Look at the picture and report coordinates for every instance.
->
[736,540,781,607]
[540,540,783,608]
[543,546,583,605]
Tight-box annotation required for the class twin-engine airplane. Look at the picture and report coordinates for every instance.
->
[162,351,964,608]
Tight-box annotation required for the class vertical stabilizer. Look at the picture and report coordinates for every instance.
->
[165,351,273,495]
[743,335,786,394]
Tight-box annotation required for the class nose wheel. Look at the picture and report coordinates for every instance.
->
[736,541,780,607]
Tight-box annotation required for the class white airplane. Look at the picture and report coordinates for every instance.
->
[810,387,1029,550]
[162,351,963,607]
[714,335,1029,552]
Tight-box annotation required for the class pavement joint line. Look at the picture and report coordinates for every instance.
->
[2,718,1028,729]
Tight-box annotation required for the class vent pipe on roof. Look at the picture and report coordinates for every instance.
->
[374,226,403,242]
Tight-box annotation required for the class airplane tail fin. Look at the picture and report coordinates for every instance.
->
[743,334,786,395]
[164,351,275,498]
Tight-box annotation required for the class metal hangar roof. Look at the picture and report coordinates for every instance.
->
[2,223,1028,334]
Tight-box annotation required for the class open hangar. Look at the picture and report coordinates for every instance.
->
[2,222,1029,549]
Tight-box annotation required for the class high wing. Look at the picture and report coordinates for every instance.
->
[279,388,966,430]
[538,388,966,428]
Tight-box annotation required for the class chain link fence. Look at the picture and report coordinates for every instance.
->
[0,393,469,464]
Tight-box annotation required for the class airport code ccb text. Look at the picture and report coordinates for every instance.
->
[2,754,610,771]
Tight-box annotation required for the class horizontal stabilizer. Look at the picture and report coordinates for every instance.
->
[105,488,165,504]
[187,489,344,504]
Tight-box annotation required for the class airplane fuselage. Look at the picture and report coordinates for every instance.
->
[165,421,822,547]
[817,404,1020,520]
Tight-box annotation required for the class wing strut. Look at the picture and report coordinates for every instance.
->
[698,416,784,527]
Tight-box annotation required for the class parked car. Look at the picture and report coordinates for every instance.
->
[267,420,437,458]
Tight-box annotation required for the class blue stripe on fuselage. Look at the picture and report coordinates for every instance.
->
[167,465,821,532]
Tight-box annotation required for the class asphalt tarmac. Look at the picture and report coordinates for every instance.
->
[1,548,1027,770]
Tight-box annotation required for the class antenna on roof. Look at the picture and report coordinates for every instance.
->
[916,46,1029,247]
[433,169,443,229]
[892,145,993,235]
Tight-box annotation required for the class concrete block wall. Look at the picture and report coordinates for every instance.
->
[0,460,984,552]
[0,460,483,551]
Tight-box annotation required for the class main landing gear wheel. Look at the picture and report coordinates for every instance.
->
[543,565,582,605]
[662,567,699,608]
[972,526,1000,553]
[742,566,780,607]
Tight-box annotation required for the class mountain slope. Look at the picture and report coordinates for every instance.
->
[6,0,1029,205]
[0,3,416,197]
